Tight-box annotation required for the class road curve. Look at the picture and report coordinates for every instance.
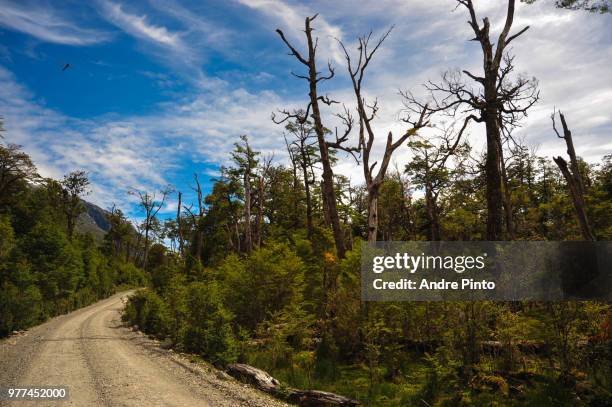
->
[0,291,288,407]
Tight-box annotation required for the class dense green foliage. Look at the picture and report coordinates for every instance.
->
[120,134,612,405]
[0,143,146,337]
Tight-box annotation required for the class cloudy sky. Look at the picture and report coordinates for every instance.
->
[0,0,610,216]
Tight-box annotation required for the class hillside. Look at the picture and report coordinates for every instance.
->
[77,201,112,242]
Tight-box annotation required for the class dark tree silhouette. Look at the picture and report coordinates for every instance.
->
[338,29,430,243]
[274,14,356,258]
[552,110,596,241]
[404,0,539,240]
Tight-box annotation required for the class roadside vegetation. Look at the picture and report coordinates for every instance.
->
[122,137,612,404]
[0,143,146,337]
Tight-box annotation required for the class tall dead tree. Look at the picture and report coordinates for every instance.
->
[130,186,171,271]
[176,191,184,256]
[244,154,253,254]
[338,30,430,243]
[408,0,538,240]
[552,111,596,241]
[184,174,206,261]
[275,15,356,259]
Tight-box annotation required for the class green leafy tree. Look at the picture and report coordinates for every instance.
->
[60,170,90,240]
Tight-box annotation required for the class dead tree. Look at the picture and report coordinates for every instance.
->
[338,29,430,243]
[176,191,184,256]
[244,150,253,254]
[130,186,172,271]
[552,111,596,241]
[275,14,356,259]
[184,174,206,261]
[407,0,538,240]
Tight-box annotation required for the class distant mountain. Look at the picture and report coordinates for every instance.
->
[77,201,111,242]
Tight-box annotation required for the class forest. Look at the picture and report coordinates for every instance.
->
[0,142,146,337]
[1,0,611,406]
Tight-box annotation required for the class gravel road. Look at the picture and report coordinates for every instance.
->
[0,291,289,407]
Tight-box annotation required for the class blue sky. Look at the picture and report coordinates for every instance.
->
[0,0,611,218]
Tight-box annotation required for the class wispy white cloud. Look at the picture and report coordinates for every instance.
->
[0,65,172,208]
[96,0,234,86]
[0,63,292,212]
[148,0,234,49]
[0,0,110,45]
[236,0,345,63]
[97,1,182,47]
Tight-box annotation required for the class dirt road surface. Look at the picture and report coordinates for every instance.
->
[0,291,289,407]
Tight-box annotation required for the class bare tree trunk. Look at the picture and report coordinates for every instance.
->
[244,169,252,254]
[143,224,150,270]
[500,155,516,240]
[255,175,264,248]
[176,191,183,256]
[312,103,344,257]
[497,137,516,240]
[484,94,504,240]
[338,30,429,245]
[462,0,533,240]
[235,220,241,253]
[225,224,234,252]
[277,16,347,258]
[552,112,596,241]
[290,154,300,229]
[320,180,332,227]
[425,184,441,241]
[194,175,204,261]
[366,187,379,242]
[131,188,170,271]
[303,162,314,238]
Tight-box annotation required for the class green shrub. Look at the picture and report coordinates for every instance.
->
[182,282,238,365]
[221,242,305,330]
[123,289,169,338]
[116,261,147,287]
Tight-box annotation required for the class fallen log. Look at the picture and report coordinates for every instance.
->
[287,389,359,406]
[226,363,280,392]
[226,363,359,405]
